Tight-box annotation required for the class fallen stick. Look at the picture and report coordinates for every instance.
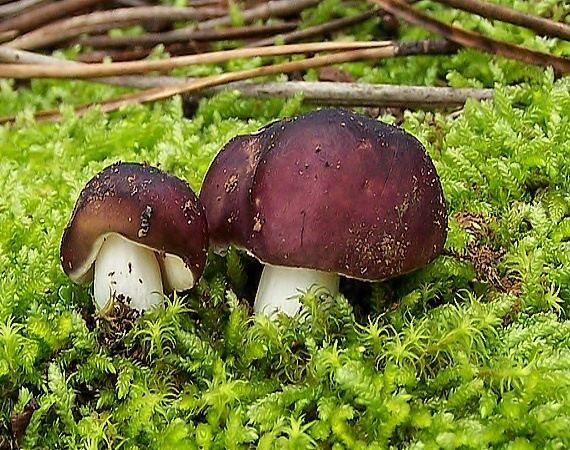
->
[0,0,47,18]
[0,41,392,78]
[0,45,158,88]
[111,0,150,6]
[0,38,457,88]
[0,53,492,107]
[77,22,298,50]
[76,48,173,64]
[5,5,228,50]
[202,81,494,107]
[123,0,320,45]
[0,47,401,123]
[368,0,570,73]
[249,9,379,47]
[186,0,222,6]
[0,31,18,44]
[0,0,105,34]
[431,0,570,41]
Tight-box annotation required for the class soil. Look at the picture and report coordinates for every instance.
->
[452,212,520,295]
[96,294,141,357]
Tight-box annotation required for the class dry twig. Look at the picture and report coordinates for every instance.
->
[431,0,570,41]
[249,9,379,47]
[0,41,391,79]
[76,48,171,63]
[0,38,457,88]
[0,0,48,18]
[78,22,298,49]
[53,0,319,51]
[201,81,494,107]
[129,0,319,44]
[0,31,18,44]
[0,0,105,34]
[5,6,227,50]
[0,46,401,123]
[111,0,150,6]
[0,46,162,88]
[368,0,570,73]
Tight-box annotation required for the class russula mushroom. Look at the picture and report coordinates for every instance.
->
[60,162,208,311]
[200,109,447,317]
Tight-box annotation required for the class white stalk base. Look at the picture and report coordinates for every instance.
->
[93,234,164,311]
[254,265,340,317]
[160,253,195,292]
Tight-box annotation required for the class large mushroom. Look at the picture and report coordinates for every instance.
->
[200,109,447,316]
[60,162,208,310]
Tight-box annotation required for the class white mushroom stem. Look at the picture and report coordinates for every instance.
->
[93,233,164,311]
[160,253,195,292]
[254,264,340,317]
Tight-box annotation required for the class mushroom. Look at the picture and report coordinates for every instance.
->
[200,109,447,316]
[60,162,208,311]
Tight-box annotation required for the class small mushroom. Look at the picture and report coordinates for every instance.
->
[60,162,208,310]
[200,109,447,317]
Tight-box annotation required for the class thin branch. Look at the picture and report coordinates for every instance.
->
[0,45,493,107]
[0,38,456,89]
[201,81,494,107]
[249,8,379,47]
[0,45,162,88]
[133,0,320,44]
[0,0,48,18]
[201,0,320,27]
[368,0,570,73]
[186,0,222,6]
[76,47,179,63]
[93,38,454,65]
[188,0,222,6]
[111,0,151,5]
[0,0,105,34]
[0,31,18,44]
[0,41,392,79]
[431,0,570,41]
[0,46,399,123]
[135,21,298,42]
[39,0,318,50]
[78,22,298,49]
[0,47,76,64]
[76,41,223,62]
[396,39,459,56]
[5,6,228,50]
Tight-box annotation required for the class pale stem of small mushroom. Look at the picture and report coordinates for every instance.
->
[160,253,195,292]
[254,264,340,317]
[93,233,164,310]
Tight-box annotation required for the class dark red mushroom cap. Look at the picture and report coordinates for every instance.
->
[60,162,208,287]
[200,109,447,281]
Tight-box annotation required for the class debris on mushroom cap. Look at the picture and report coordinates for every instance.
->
[60,162,208,288]
[200,108,447,281]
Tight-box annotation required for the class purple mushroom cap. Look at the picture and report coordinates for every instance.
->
[61,162,208,288]
[200,109,447,282]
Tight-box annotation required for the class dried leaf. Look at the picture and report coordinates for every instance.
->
[10,398,39,440]
[318,66,354,83]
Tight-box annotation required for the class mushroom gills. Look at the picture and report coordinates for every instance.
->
[93,233,164,310]
[254,264,340,317]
